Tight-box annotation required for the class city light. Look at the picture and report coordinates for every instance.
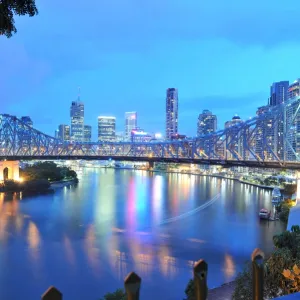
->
[155,133,162,139]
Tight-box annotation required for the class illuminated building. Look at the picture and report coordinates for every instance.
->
[84,125,92,142]
[255,106,277,161]
[98,116,116,142]
[166,88,178,139]
[269,81,289,106]
[131,128,152,142]
[125,112,137,140]
[58,125,70,142]
[288,79,300,99]
[197,110,217,156]
[224,115,244,160]
[70,100,84,142]
[197,110,217,136]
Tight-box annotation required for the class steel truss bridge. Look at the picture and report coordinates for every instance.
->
[1,97,300,169]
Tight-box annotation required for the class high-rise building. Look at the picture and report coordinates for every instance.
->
[98,116,116,142]
[84,125,92,142]
[166,88,178,139]
[58,125,70,142]
[55,130,59,139]
[21,116,33,127]
[286,82,300,161]
[197,110,217,157]
[269,81,289,106]
[70,100,84,142]
[125,112,137,140]
[255,106,278,161]
[288,79,300,99]
[224,115,244,159]
[197,110,217,136]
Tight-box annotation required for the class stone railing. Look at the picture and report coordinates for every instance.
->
[41,248,265,300]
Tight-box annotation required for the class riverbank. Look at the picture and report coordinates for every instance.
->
[50,178,78,188]
[149,169,282,191]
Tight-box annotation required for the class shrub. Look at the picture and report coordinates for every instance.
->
[282,265,300,294]
[99,289,126,300]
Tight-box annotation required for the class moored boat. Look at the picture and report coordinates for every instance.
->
[259,208,270,220]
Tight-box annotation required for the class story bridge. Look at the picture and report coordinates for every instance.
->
[1,96,300,177]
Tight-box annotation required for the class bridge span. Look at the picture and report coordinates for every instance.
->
[1,96,300,170]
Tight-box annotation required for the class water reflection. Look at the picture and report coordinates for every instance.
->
[222,254,236,280]
[0,169,286,300]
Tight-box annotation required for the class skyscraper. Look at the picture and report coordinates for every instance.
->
[58,124,70,142]
[70,100,84,142]
[166,88,178,139]
[288,79,300,99]
[286,81,300,161]
[84,125,92,142]
[197,110,217,136]
[125,112,137,140]
[98,116,116,142]
[224,115,244,159]
[269,81,289,106]
[255,106,279,161]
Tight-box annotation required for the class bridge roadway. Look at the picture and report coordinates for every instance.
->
[1,155,300,169]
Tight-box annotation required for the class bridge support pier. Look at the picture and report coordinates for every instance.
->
[148,161,154,169]
[0,161,20,181]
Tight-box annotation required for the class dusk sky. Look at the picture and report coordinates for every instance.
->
[1,0,300,139]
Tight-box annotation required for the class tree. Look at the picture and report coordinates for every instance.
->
[99,289,126,300]
[0,0,38,38]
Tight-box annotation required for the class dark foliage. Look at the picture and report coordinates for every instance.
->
[99,289,126,300]
[0,0,38,37]
[232,229,300,299]
[20,162,77,182]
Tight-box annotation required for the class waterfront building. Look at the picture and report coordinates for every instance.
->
[224,115,244,159]
[98,116,116,142]
[197,110,217,136]
[288,79,300,99]
[197,110,217,157]
[84,125,92,142]
[70,100,84,142]
[166,88,178,139]
[286,96,300,161]
[125,112,137,141]
[21,116,33,127]
[58,125,70,142]
[255,106,276,161]
[269,81,289,106]
[131,128,152,142]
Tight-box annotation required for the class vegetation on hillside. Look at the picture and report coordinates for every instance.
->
[99,289,126,300]
[0,0,38,37]
[20,161,78,183]
[232,226,300,299]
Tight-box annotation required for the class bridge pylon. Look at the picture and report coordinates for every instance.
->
[0,161,20,182]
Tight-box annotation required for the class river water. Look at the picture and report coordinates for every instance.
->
[0,168,285,300]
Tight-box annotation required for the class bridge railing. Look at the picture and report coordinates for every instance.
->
[41,248,265,300]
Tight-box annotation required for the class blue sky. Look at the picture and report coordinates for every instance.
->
[1,0,300,139]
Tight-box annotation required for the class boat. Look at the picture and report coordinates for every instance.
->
[259,209,270,220]
[114,163,134,169]
[272,187,282,204]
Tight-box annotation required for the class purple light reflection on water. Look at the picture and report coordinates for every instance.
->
[0,169,285,300]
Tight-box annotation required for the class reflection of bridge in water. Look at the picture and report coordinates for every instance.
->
[1,97,300,170]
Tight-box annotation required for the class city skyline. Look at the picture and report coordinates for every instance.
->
[2,1,300,139]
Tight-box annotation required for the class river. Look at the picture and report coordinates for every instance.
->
[0,168,285,300]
